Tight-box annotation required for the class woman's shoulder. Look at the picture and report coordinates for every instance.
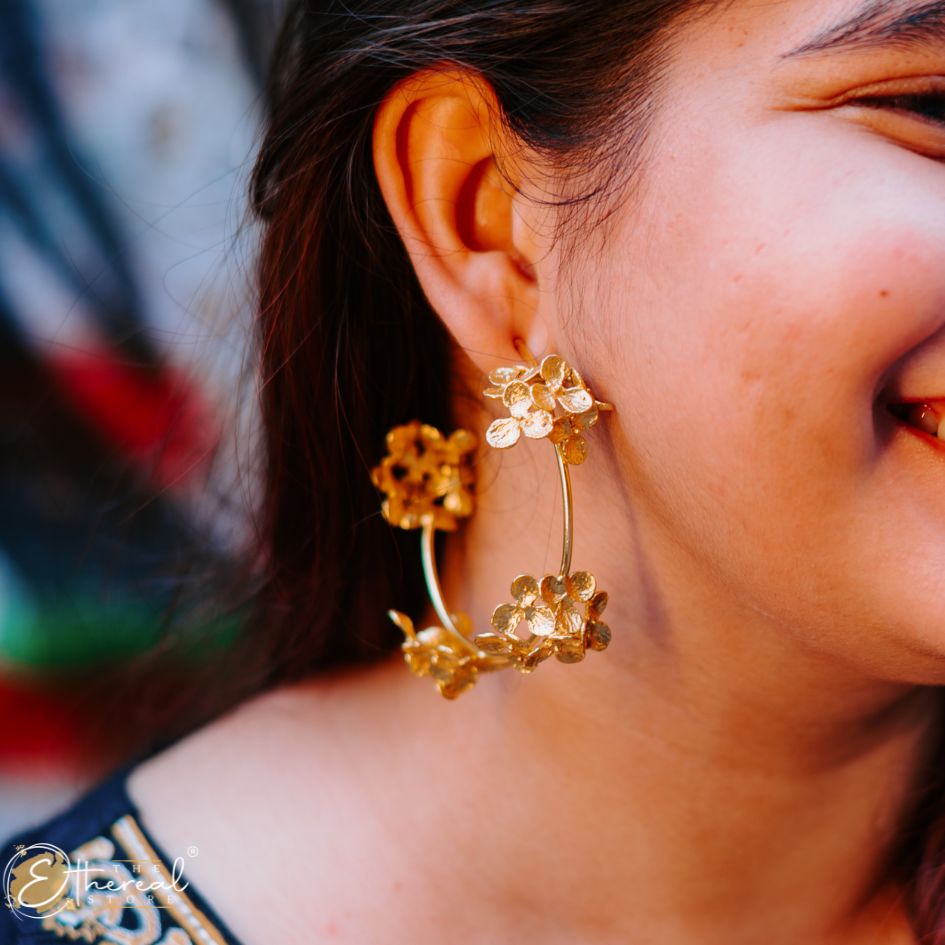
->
[1,658,429,945]
[118,658,434,945]
[0,754,246,945]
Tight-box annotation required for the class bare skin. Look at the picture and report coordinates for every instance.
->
[128,1,945,943]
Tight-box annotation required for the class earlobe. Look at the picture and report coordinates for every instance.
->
[371,67,547,370]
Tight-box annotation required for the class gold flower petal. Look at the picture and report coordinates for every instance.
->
[447,429,477,454]
[557,605,585,636]
[540,354,566,389]
[439,676,476,699]
[417,626,449,646]
[387,609,416,639]
[585,620,612,651]
[419,423,446,444]
[431,507,460,532]
[491,602,520,634]
[475,632,514,655]
[486,416,521,449]
[554,636,586,663]
[557,387,594,414]
[443,487,474,517]
[567,571,597,602]
[489,366,522,386]
[521,408,554,439]
[401,510,423,529]
[567,363,586,389]
[382,495,410,528]
[522,637,556,670]
[589,591,608,617]
[510,574,540,605]
[549,416,573,444]
[562,434,588,465]
[504,381,533,419]
[525,602,556,636]
[540,574,567,603]
[385,421,420,453]
[437,663,478,699]
[530,382,555,411]
[507,635,531,658]
[573,403,599,431]
[403,646,433,675]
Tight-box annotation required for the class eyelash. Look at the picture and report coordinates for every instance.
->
[854,91,945,129]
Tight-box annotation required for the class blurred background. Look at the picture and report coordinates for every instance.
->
[0,0,282,834]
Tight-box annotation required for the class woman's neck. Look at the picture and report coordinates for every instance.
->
[349,622,939,944]
[372,386,945,943]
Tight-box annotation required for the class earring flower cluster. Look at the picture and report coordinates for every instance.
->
[475,572,611,670]
[483,354,606,465]
[386,611,484,699]
[370,420,476,531]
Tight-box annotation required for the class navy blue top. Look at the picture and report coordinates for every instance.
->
[0,759,245,944]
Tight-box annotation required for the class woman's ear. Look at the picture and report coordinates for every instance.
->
[371,66,550,371]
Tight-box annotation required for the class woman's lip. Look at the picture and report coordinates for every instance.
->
[886,404,945,452]
[884,399,945,423]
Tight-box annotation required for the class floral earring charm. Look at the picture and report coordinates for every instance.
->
[370,338,615,699]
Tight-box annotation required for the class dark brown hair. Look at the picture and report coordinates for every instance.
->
[86,2,945,939]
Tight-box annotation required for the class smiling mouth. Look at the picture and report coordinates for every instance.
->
[887,401,945,443]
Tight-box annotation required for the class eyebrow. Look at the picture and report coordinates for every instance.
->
[781,0,945,58]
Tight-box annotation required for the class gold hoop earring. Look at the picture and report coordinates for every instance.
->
[370,338,614,699]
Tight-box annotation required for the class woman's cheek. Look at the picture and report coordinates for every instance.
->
[692,203,945,467]
[600,107,945,507]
